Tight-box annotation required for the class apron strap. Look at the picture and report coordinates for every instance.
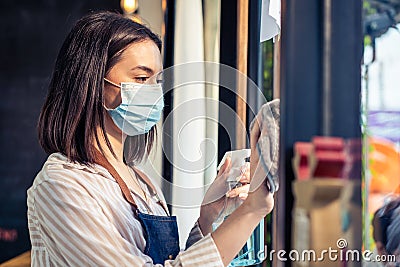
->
[131,167,158,195]
[93,149,138,211]
[132,167,170,215]
[93,149,169,215]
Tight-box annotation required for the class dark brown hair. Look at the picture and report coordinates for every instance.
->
[372,197,400,254]
[38,11,162,165]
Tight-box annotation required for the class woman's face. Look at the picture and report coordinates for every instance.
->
[104,39,163,109]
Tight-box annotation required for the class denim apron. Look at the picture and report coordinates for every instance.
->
[94,150,180,264]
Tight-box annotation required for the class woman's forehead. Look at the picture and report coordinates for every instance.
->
[118,40,162,73]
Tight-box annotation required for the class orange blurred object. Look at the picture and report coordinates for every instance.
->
[395,184,400,194]
[369,137,400,194]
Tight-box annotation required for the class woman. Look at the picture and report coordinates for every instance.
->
[27,11,274,266]
[370,197,400,266]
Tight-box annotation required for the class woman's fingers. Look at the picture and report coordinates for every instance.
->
[226,184,250,198]
[218,156,231,176]
[250,114,262,151]
[238,193,248,200]
[249,114,267,192]
[239,162,250,183]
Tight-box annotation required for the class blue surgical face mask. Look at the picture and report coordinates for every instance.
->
[104,78,164,136]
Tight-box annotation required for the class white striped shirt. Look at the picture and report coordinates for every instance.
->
[27,153,223,266]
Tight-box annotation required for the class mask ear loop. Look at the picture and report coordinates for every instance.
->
[104,77,121,88]
[103,78,122,110]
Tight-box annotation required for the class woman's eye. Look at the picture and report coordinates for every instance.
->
[135,77,149,83]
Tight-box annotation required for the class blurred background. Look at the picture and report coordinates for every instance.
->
[0,0,399,266]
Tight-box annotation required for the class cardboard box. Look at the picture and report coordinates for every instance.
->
[292,179,361,267]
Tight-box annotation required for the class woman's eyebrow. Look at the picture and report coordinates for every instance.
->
[131,65,154,75]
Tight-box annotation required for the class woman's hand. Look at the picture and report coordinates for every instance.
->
[243,114,274,217]
[210,117,274,266]
[199,158,250,235]
[226,162,250,200]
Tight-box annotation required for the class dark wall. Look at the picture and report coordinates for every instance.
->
[0,0,120,262]
[218,0,237,162]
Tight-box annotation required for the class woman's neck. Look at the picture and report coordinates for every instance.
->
[96,119,126,165]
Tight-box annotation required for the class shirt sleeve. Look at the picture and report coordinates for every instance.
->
[185,220,205,249]
[169,234,224,267]
[33,171,223,267]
